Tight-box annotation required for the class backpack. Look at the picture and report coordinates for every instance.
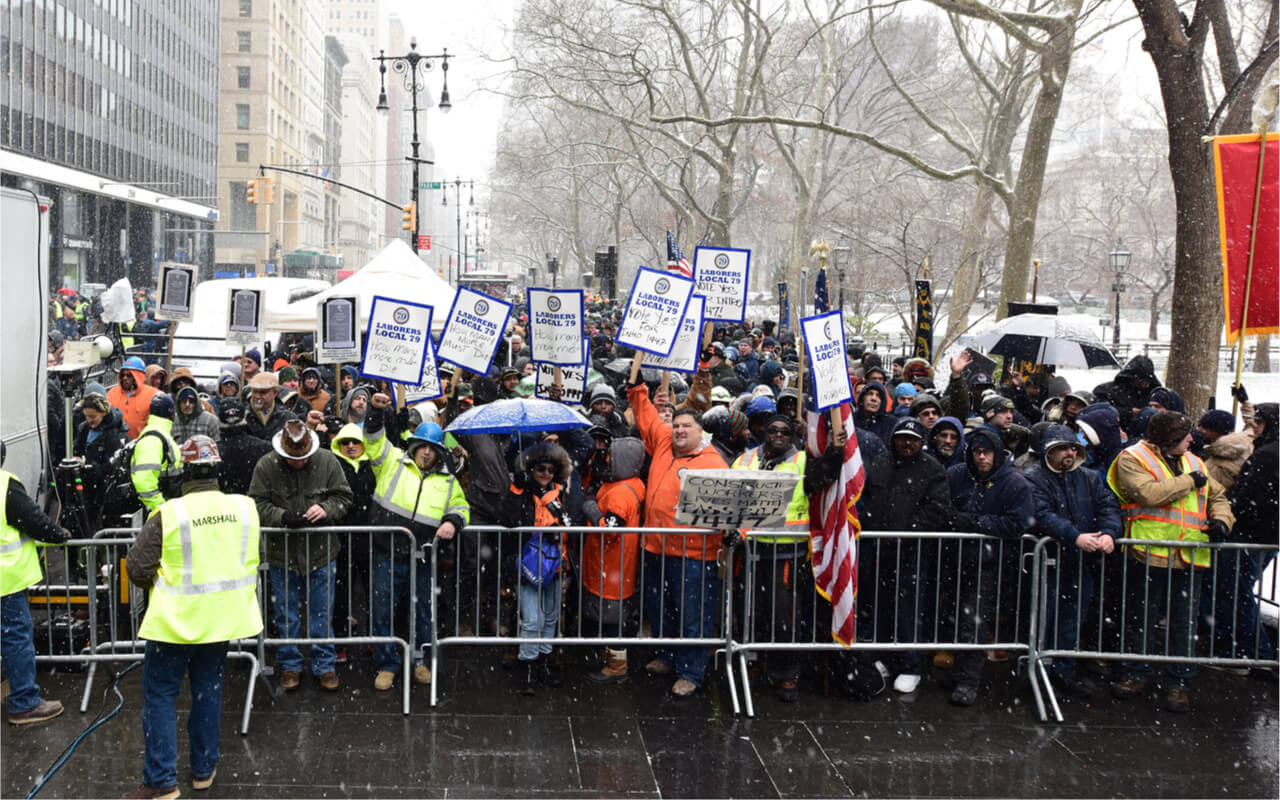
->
[104,429,181,515]
[520,533,563,587]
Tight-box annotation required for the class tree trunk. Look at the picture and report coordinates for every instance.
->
[1253,335,1272,372]
[1148,292,1160,340]
[943,184,996,361]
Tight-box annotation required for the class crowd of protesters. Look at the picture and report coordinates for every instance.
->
[39,294,1280,713]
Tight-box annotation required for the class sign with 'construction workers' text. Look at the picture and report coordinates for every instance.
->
[674,469,800,529]
[361,296,432,386]
[616,267,695,358]
[801,310,852,412]
[693,246,751,323]
[527,288,584,366]
[642,294,704,374]
[436,286,513,375]
[535,337,590,405]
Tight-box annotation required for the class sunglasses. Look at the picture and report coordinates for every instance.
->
[532,464,556,475]
[766,427,793,436]
[918,408,940,417]
[339,440,362,448]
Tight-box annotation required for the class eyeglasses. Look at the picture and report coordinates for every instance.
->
[918,408,940,418]
[532,464,556,475]
[766,427,793,436]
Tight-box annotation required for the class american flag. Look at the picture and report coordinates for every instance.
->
[666,229,693,278]
[814,267,830,314]
[805,402,864,646]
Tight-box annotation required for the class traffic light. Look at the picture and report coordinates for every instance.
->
[261,177,274,204]
[401,202,417,231]
[246,178,259,205]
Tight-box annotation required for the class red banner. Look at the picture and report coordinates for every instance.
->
[1214,132,1279,344]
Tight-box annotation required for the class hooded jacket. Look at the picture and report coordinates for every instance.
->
[926,416,966,468]
[106,365,159,440]
[1203,431,1254,491]
[171,387,221,444]
[330,422,376,525]
[337,386,372,425]
[1227,404,1277,543]
[1024,425,1122,545]
[1078,404,1124,476]
[581,437,647,602]
[216,421,273,496]
[1101,355,1162,431]
[73,407,130,503]
[853,382,896,446]
[946,427,1035,540]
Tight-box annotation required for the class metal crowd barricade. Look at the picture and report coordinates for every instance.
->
[728,530,1047,717]
[432,525,737,709]
[1028,537,1280,722]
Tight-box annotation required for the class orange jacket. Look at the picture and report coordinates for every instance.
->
[627,383,727,561]
[581,477,644,601]
[106,373,158,440]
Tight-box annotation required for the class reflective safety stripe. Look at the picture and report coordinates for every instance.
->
[170,498,254,596]
[138,488,162,499]
[0,537,28,554]
[131,462,164,473]
[1121,505,1206,525]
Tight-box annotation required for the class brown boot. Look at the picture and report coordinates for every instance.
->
[587,649,629,684]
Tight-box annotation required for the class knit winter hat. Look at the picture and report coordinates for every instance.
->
[1197,409,1235,437]
[727,410,749,440]
[1146,410,1193,449]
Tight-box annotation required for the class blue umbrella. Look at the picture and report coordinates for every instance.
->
[444,397,592,435]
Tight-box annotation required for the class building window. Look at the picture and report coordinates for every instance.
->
[236,104,249,129]
[238,0,251,17]
[237,66,250,89]
[235,142,249,162]
[237,31,251,52]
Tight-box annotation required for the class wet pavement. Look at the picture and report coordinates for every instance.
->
[4,647,1277,798]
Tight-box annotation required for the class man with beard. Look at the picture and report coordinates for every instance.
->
[244,372,298,441]
[107,356,159,439]
[297,367,332,414]
[927,416,965,468]
[337,385,372,426]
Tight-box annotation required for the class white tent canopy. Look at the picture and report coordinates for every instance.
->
[261,240,457,333]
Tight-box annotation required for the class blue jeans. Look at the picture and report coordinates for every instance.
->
[1122,559,1199,688]
[141,640,227,788]
[266,561,336,675]
[1,592,42,714]
[518,576,562,661]
[1210,546,1276,661]
[642,552,720,686]
[371,551,433,672]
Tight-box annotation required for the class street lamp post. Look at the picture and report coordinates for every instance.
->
[442,178,472,282]
[1109,238,1131,349]
[374,38,452,256]
[833,235,851,311]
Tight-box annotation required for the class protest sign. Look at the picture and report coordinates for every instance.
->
[801,310,852,412]
[316,295,361,364]
[674,469,800,529]
[528,288,584,366]
[360,296,432,386]
[535,337,590,404]
[642,294,704,373]
[436,287,512,374]
[693,246,750,323]
[404,335,443,402]
[226,288,262,346]
[157,263,196,322]
[615,267,695,357]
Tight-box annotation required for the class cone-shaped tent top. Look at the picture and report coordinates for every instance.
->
[261,240,457,333]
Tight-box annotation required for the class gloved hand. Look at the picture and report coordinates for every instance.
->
[1189,470,1208,489]
[698,348,715,371]
[1204,518,1230,541]
[281,511,308,528]
[1231,383,1249,403]
[722,530,743,548]
[953,512,981,533]
[58,527,74,544]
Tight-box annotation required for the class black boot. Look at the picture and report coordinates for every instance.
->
[541,653,563,687]
[520,658,539,696]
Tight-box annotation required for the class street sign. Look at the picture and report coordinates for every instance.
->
[418,234,431,251]
[418,181,442,190]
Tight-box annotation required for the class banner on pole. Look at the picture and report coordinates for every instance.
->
[527,288,585,366]
[913,280,934,363]
[801,310,852,412]
[316,295,361,364]
[436,286,513,374]
[693,246,751,323]
[1214,132,1279,344]
[615,266,695,357]
[778,282,790,333]
[642,295,704,374]
[360,296,433,386]
[535,337,590,405]
[157,263,196,322]
[225,288,262,347]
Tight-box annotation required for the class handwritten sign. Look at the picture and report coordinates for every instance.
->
[693,246,750,323]
[225,288,262,347]
[642,294,704,374]
[436,287,512,375]
[404,335,443,402]
[157,263,195,322]
[674,469,800,529]
[316,295,360,364]
[801,310,852,412]
[535,337,590,405]
[360,296,432,385]
[528,288,584,366]
[615,267,695,357]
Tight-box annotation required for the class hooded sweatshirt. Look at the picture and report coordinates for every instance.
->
[330,422,375,524]
[926,416,966,468]
[946,427,1035,540]
[853,382,895,446]
[1024,425,1122,545]
[581,437,647,602]
[106,365,158,439]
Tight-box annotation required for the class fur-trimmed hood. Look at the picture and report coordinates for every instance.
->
[517,441,574,483]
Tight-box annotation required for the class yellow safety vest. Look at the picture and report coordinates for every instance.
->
[1106,441,1211,568]
[138,491,263,644]
[364,429,470,529]
[0,472,45,597]
[120,321,135,350]
[131,418,184,512]
[731,447,809,543]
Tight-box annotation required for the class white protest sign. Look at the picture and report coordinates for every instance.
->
[225,288,262,346]
[436,287,513,374]
[316,295,361,364]
[615,267,695,357]
[693,246,751,323]
[674,469,800,529]
[156,263,196,322]
[360,296,432,385]
[404,336,443,402]
[535,337,590,405]
[642,294,704,374]
[801,310,852,412]
[528,288,584,366]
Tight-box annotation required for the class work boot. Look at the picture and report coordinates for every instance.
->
[775,678,800,703]
[317,672,340,692]
[587,649,629,684]
[671,678,698,697]
[373,671,395,691]
[124,784,180,799]
[949,684,979,707]
[520,659,539,696]
[279,671,301,691]
[1163,687,1191,714]
[191,767,216,791]
[413,664,432,686]
[1052,674,1095,699]
[1111,677,1146,700]
[645,658,674,675]
[7,699,63,726]
[932,651,954,670]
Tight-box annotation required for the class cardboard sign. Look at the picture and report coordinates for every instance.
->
[157,263,196,322]
[615,267,695,357]
[436,286,513,375]
[316,295,361,364]
[360,296,433,385]
[693,246,751,323]
[674,469,800,529]
[226,288,262,346]
[535,337,590,405]
[801,310,852,412]
[528,288,584,366]
[404,335,443,402]
[642,294,704,374]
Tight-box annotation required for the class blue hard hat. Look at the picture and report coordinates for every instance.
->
[122,356,146,373]
[407,421,446,456]
[746,396,777,417]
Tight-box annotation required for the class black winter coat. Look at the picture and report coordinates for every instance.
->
[73,409,130,503]
[945,428,1035,540]
[1228,435,1278,544]
[217,427,274,495]
[858,449,951,533]
[1024,426,1122,544]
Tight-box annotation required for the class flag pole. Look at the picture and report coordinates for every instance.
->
[1231,121,1270,417]
[797,265,808,424]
